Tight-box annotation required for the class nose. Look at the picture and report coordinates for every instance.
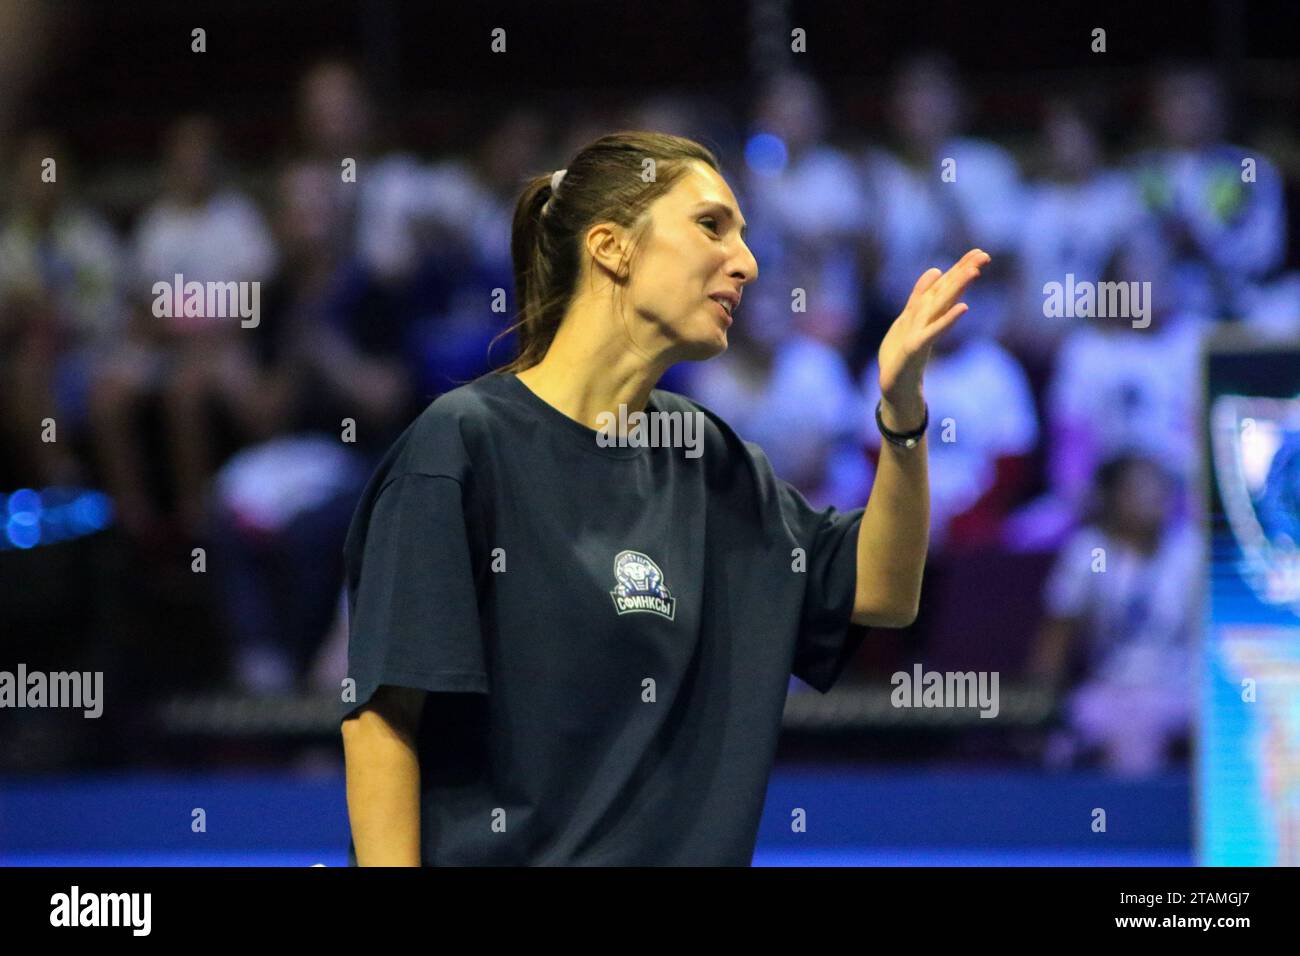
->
[729,239,758,286]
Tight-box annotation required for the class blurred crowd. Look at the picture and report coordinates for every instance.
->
[4,53,1295,774]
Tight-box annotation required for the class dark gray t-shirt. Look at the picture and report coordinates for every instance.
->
[340,371,867,865]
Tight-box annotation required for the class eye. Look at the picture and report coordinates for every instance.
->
[698,217,720,235]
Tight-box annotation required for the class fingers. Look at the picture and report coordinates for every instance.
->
[925,248,991,312]
[908,267,943,302]
[915,301,969,351]
[939,249,990,290]
[927,302,969,340]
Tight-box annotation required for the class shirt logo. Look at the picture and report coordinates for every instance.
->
[610,550,676,621]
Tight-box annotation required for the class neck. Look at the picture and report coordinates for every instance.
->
[514,296,671,430]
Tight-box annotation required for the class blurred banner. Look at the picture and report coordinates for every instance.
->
[1203,330,1300,864]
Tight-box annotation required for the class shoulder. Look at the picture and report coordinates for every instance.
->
[967,339,1034,391]
[964,336,1019,371]
[651,386,787,495]
[417,373,504,427]
[1054,328,1106,370]
[948,136,1020,174]
[374,374,511,486]
[651,387,753,459]
[211,189,267,220]
[1052,524,1108,571]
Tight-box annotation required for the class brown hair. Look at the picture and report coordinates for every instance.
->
[491,130,720,374]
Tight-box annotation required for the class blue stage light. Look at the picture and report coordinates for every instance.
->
[745,133,788,177]
[6,516,40,549]
[8,488,41,518]
[0,487,114,549]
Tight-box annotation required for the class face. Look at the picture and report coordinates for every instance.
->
[1113,460,1170,530]
[165,119,217,202]
[1154,71,1222,148]
[1046,108,1098,178]
[617,162,758,361]
[300,63,370,154]
[757,72,825,150]
[893,65,958,148]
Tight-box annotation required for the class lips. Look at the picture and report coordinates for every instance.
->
[709,291,739,311]
[708,297,733,326]
[707,292,739,326]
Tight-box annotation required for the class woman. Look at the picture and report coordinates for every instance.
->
[340,131,989,865]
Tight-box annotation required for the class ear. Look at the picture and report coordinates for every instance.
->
[584,221,634,280]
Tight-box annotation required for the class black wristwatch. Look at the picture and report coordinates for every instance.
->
[875,398,928,449]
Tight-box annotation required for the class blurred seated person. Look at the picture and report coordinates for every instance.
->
[1027,452,1197,775]
[0,131,124,488]
[861,52,1022,337]
[89,115,278,539]
[207,159,414,694]
[1010,94,1144,361]
[1004,228,1206,551]
[741,69,872,322]
[1130,64,1286,321]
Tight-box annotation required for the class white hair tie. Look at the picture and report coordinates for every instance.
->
[550,168,567,193]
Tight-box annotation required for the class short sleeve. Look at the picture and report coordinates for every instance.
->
[777,475,868,694]
[340,472,487,724]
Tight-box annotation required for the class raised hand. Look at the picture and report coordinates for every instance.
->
[877,248,991,404]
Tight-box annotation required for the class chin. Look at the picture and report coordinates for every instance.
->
[682,332,728,361]
[661,311,730,362]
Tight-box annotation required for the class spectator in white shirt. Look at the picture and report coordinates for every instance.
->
[133,116,278,325]
[91,116,277,539]
[1130,65,1286,321]
[1006,228,1207,551]
[741,68,872,334]
[1011,95,1145,360]
[861,53,1023,329]
[1028,453,1197,775]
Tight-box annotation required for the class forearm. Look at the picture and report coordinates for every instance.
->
[342,709,423,866]
[852,390,930,626]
